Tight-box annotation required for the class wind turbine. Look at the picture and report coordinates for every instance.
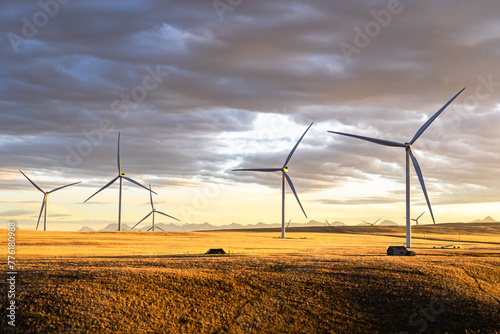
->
[131,184,179,232]
[233,122,313,239]
[19,170,80,231]
[329,88,465,247]
[362,218,381,227]
[411,211,426,225]
[325,219,331,227]
[84,132,155,231]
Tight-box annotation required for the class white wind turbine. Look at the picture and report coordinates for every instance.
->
[19,170,80,231]
[233,122,313,239]
[131,184,179,231]
[329,88,465,247]
[84,132,155,231]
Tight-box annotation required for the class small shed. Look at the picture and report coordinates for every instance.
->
[387,246,415,256]
[205,248,226,255]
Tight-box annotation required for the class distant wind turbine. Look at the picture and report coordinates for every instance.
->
[329,88,465,247]
[233,122,313,239]
[83,132,155,231]
[19,170,80,231]
[325,219,331,227]
[131,184,179,231]
[411,211,426,225]
[362,218,381,227]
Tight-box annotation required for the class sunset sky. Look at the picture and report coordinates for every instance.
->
[1,0,499,230]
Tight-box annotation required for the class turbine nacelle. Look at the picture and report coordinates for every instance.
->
[283,167,288,173]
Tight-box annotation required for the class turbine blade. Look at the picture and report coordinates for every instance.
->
[287,218,292,228]
[132,212,152,229]
[19,170,45,194]
[149,184,154,210]
[325,219,330,226]
[283,122,313,167]
[147,226,153,231]
[410,87,466,144]
[328,132,405,147]
[117,132,121,174]
[374,218,382,225]
[156,211,180,221]
[83,176,119,203]
[48,181,81,194]
[362,220,371,225]
[232,168,282,172]
[123,176,157,194]
[417,211,425,220]
[408,148,436,224]
[36,198,46,230]
[284,173,307,218]
[156,225,165,232]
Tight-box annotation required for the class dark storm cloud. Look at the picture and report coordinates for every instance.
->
[0,0,498,207]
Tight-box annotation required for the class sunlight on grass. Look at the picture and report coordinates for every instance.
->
[2,224,499,258]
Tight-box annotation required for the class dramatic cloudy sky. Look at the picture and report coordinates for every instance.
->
[1,0,499,230]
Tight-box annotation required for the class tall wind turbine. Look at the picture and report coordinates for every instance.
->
[362,218,381,227]
[131,184,179,232]
[233,122,313,239]
[19,170,80,231]
[329,88,465,247]
[84,132,155,231]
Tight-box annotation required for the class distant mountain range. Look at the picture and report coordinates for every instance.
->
[470,216,497,223]
[78,216,497,232]
[379,220,399,226]
[79,219,338,232]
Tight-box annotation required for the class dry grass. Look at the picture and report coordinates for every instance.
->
[0,225,499,333]
[1,255,499,333]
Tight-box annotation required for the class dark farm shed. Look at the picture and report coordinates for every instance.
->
[387,246,415,256]
[205,248,226,254]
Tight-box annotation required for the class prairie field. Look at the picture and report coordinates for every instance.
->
[1,223,499,333]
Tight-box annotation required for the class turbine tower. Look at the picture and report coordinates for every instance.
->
[131,184,179,231]
[329,88,465,247]
[19,170,80,231]
[84,132,155,231]
[233,122,313,239]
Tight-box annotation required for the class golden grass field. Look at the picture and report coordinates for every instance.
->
[1,222,499,333]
